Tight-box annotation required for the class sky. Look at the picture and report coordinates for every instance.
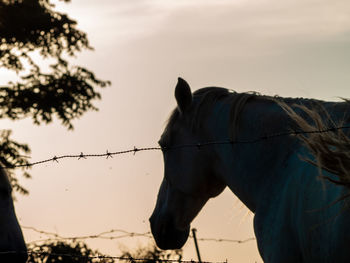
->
[2,0,350,262]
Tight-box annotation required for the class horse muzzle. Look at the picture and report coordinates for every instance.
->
[149,212,190,250]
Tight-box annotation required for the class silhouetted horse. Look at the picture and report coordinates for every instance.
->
[0,166,27,262]
[150,78,350,262]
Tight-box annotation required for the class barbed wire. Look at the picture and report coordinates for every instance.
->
[0,250,225,263]
[22,225,255,245]
[2,147,162,169]
[23,226,152,244]
[165,125,350,151]
[3,125,350,169]
[195,237,255,244]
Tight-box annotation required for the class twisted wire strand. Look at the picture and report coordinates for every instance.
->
[3,147,161,169]
[166,125,350,150]
[22,226,152,244]
[23,225,255,244]
[0,250,226,263]
[196,237,255,244]
[3,125,350,169]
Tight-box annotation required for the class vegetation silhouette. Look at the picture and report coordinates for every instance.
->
[0,0,110,194]
[27,240,114,263]
[27,241,183,263]
[120,243,183,263]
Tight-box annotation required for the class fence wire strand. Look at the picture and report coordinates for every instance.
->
[4,147,161,169]
[3,125,346,262]
[2,125,350,169]
[22,225,255,245]
[0,250,224,263]
[23,226,152,244]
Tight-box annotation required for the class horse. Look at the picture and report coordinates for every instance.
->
[0,166,27,262]
[149,78,350,262]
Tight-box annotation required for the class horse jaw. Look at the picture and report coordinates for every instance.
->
[149,211,190,250]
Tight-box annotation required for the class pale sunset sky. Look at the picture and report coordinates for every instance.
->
[2,0,350,262]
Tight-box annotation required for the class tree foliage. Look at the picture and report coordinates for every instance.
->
[27,241,114,263]
[120,243,183,263]
[27,241,183,263]
[0,129,30,194]
[0,0,110,194]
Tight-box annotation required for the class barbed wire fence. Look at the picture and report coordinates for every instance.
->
[2,125,350,169]
[19,225,254,262]
[3,125,350,261]
[22,225,256,245]
[0,250,226,263]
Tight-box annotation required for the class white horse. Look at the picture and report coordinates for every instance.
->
[149,78,350,262]
[0,167,27,262]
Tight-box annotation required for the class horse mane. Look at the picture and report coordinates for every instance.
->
[165,87,262,141]
[165,86,331,143]
[278,100,350,191]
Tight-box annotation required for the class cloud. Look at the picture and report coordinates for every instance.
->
[111,0,350,59]
[56,0,350,51]
[57,0,350,99]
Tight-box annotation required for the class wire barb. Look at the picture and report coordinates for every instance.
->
[78,152,86,160]
[133,146,139,155]
[106,150,112,159]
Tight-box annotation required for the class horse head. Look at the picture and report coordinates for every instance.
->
[149,78,226,250]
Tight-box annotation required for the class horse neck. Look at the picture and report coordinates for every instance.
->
[207,97,303,212]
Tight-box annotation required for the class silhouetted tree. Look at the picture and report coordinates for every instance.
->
[0,0,110,194]
[28,241,182,263]
[27,240,114,263]
[120,243,183,263]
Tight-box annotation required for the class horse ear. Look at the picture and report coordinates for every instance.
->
[175,77,192,114]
